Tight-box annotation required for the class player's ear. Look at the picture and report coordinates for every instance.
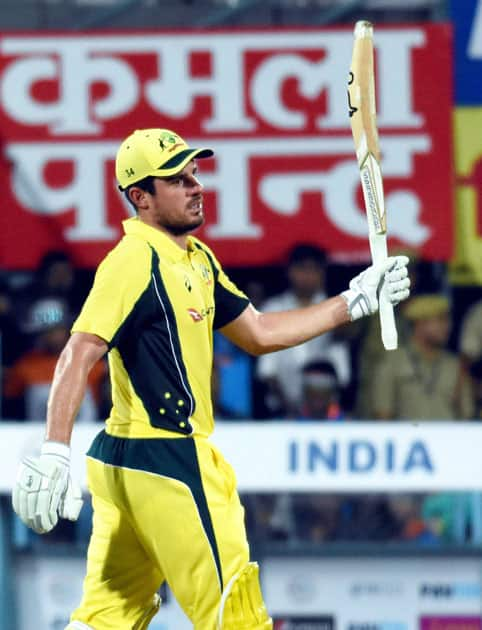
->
[128,186,150,209]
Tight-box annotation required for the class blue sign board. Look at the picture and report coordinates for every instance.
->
[451,0,482,104]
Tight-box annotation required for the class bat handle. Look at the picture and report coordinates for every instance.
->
[379,286,398,351]
[370,233,398,351]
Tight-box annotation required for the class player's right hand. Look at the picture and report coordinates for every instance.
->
[12,441,83,534]
[341,255,410,321]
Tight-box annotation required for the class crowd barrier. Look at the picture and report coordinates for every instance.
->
[1,420,482,493]
[2,421,482,630]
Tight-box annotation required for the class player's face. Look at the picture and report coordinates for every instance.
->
[148,161,204,236]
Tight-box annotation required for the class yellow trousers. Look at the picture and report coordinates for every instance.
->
[70,430,250,629]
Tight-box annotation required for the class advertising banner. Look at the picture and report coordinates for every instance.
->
[449,1,482,284]
[0,26,453,269]
[14,553,482,629]
[15,555,190,630]
[451,0,482,104]
[450,107,482,285]
[264,556,482,629]
[2,421,482,493]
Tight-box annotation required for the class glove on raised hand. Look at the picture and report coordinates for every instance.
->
[341,255,410,321]
[12,441,83,534]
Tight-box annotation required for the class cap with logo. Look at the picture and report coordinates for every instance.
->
[116,128,214,190]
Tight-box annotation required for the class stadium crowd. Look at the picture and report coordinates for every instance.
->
[1,245,482,549]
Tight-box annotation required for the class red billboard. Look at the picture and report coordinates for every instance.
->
[0,26,453,269]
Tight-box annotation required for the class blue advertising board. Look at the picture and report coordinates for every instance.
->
[451,0,482,103]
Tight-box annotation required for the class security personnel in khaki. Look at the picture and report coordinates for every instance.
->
[372,294,474,420]
[11,128,411,630]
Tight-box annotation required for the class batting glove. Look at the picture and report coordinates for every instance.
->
[341,255,410,321]
[12,441,83,534]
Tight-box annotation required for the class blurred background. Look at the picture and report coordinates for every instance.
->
[1,0,482,628]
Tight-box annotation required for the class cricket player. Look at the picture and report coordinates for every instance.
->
[12,128,410,630]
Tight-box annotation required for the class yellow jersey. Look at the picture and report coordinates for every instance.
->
[72,217,249,439]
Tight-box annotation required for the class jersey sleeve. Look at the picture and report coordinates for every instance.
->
[192,239,250,329]
[72,239,152,346]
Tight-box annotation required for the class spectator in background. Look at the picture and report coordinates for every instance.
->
[420,492,477,544]
[387,494,441,545]
[256,244,350,417]
[14,251,84,343]
[355,254,442,418]
[459,297,482,368]
[336,495,401,542]
[28,250,79,307]
[211,340,248,420]
[266,361,345,542]
[374,296,481,546]
[212,279,266,419]
[0,277,25,418]
[0,277,23,366]
[371,294,474,420]
[297,359,345,420]
[4,298,106,421]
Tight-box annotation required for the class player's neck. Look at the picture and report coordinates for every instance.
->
[138,216,189,250]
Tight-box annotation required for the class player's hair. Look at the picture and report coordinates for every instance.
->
[124,176,156,212]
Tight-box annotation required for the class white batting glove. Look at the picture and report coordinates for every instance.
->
[12,441,83,534]
[341,255,410,321]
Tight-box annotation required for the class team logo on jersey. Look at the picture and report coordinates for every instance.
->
[200,264,212,285]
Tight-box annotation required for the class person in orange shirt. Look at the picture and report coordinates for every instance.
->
[4,297,106,421]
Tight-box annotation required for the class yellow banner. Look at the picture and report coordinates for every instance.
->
[450,107,482,285]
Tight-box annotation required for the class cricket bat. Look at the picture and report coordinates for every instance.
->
[348,20,398,350]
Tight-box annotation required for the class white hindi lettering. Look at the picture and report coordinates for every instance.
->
[1,38,139,134]
[469,0,482,59]
[7,142,118,240]
[1,30,431,253]
[1,31,423,134]
[257,136,431,246]
[145,38,255,132]
[5,136,431,246]
[375,30,425,128]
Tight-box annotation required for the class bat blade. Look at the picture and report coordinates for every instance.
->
[348,20,398,351]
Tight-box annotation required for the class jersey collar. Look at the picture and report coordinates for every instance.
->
[122,217,195,262]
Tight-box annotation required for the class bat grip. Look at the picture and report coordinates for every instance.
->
[370,233,398,351]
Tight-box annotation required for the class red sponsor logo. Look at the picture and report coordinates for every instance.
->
[187,308,203,322]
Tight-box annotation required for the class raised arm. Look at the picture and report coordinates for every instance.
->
[221,297,350,355]
[221,256,410,356]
